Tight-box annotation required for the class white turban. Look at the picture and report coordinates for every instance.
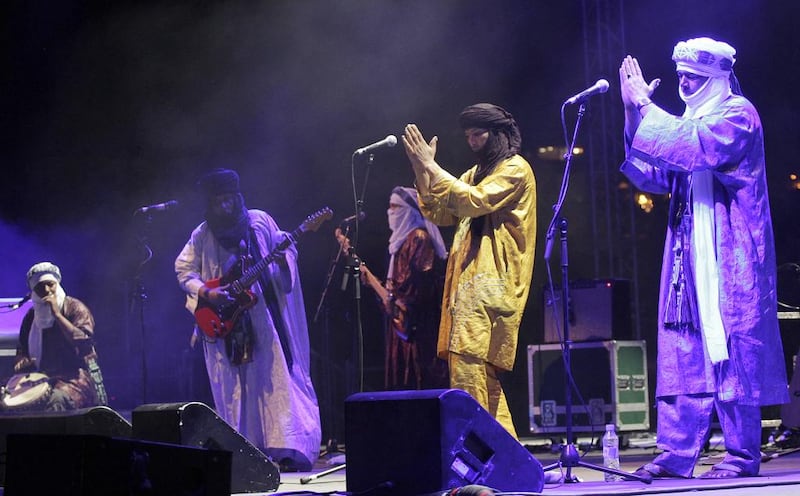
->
[386,186,447,280]
[672,37,736,78]
[26,262,67,365]
[26,261,62,290]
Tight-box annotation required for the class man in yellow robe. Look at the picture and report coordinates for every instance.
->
[402,103,537,437]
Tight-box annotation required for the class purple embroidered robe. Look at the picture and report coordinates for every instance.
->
[621,95,788,406]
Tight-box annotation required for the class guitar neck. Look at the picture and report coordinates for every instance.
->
[233,228,300,292]
[360,263,390,302]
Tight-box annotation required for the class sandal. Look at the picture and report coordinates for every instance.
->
[633,464,685,480]
[698,467,746,479]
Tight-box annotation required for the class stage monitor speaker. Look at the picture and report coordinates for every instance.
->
[543,279,632,343]
[0,405,132,485]
[5,433,231,495]
[131,401,280,493]
[345,388,544,495]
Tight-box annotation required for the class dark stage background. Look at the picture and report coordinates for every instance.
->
[1,1,798,443]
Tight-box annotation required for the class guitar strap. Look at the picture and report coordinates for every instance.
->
[224,239,256,366]
[249,228,294,371]
[225,308,254,366]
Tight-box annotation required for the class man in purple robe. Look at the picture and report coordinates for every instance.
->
[619,37,788,479]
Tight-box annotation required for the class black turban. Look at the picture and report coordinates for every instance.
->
[197,168,249,250]
[197,168,241,198]
[458,103,522,181]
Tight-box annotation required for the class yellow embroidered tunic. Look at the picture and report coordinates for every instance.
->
[418,154,536,371]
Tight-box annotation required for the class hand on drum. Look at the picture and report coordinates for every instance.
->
[13,356,36,374]
[1,372,52,411]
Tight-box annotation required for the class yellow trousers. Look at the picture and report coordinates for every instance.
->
[448,352,517,438]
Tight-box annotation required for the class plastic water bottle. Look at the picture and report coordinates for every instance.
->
[602,424,621,481]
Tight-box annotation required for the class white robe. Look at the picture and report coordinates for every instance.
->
[175,209,321,469]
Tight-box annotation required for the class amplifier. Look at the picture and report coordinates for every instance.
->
[542,279,632,343]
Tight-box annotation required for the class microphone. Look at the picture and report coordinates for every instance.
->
[10,293,31,310]
[135,200,179,214]
[564,79,610,104]
[340,211,366,224]
[354,135,397,155]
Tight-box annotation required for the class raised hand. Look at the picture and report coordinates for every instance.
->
[619,55,661,108]
[402,124,438,173]
[402,123,439,194]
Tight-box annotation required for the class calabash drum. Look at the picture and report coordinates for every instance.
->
[1,372,52,411]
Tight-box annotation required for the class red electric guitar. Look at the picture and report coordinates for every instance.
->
[194,207,332,338]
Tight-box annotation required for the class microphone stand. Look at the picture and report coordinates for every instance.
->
[131,212,154,406]
[0,296,29,311]
[339,222,364,394]
[542,102,649,484]
[306,151,378,484]
[312,239,346,324]
[300,225,359,486]
[311,224,351,460]
[343,152,377,394]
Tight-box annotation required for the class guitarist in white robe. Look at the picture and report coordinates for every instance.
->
[175,168,321,471]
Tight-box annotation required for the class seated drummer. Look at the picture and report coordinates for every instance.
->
[7,262,106,412]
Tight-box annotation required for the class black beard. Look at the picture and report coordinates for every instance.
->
[473,130,511,184]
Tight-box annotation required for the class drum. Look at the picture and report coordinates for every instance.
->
[1,372,52,411]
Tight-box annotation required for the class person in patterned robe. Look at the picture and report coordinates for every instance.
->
[11,261,105,412]
[620,37,788,479]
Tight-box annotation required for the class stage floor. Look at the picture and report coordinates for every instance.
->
[272,437,800,496]
[1,433,798,495]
